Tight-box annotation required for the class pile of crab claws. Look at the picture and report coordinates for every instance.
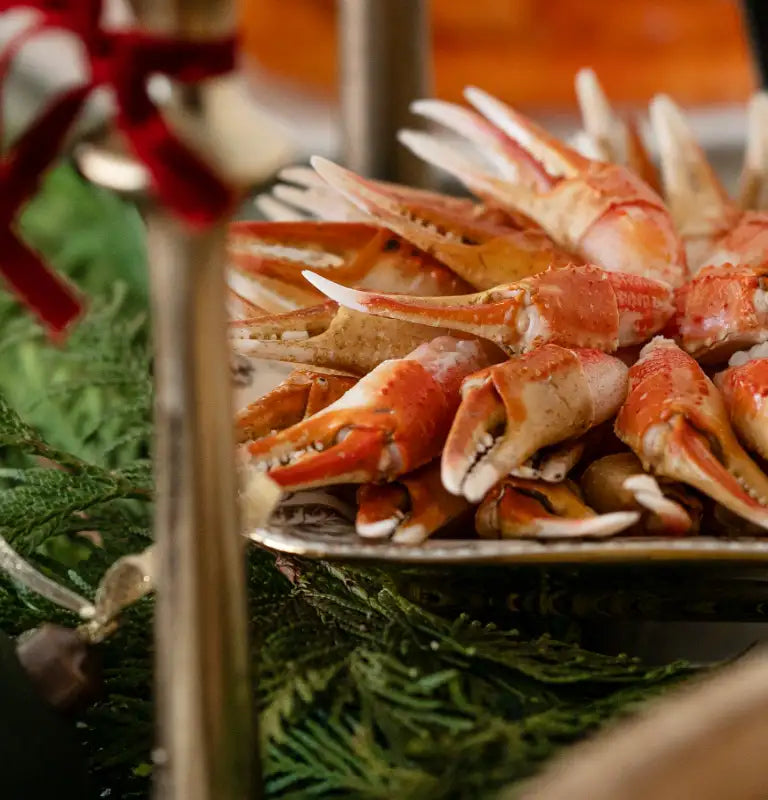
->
[231,301,448,376]
[302,263,674,356]
[475,477,640,540]
[246,336,496,490]
[355,461,471,544]
[716,344,768,461]
[309,156,570,289]
[235,368,357,444]
[441,345,629,503]
[580,452,700,536]
[615,337,768,531]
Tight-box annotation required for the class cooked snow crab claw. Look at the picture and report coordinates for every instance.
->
[303,264,674,356]
[246,336,498,490]
[615,337,768,530]
[580,453,702,536]
[230,301,448,376]
[310,157,574,289]
[474,477,639,539]
[669,264,768,363]
[651,94,768,274]
[442,345,629,502]
[572,68,660,193]
[236,368,357,444]
[356,461,470,544]
[396,87,686,287]
[715,344,768,461]
[228,219,470,300]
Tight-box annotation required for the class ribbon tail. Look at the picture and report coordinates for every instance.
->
[0,231,82,337]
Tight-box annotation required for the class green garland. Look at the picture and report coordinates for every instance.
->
[0,165,697,798]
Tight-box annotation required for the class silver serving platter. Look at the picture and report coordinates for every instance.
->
[247,496,768,564]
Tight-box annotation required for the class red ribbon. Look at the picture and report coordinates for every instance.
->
[0,1,237,333]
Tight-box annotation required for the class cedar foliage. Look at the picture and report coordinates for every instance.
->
[0,164,695,798]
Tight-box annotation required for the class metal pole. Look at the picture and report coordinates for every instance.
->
[128,2,256,798]
[338,0,433,185]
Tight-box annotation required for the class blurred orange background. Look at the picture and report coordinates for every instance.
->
[240,0,757,110]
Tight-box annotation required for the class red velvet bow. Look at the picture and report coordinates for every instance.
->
[0,1,237,334]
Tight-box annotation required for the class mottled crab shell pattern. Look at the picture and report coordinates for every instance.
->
[303,264,674,357]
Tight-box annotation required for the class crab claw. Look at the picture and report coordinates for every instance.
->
[580,452,700,535]
[671,264,768,363]
[442,345,628,502]
[229,220,470,299]
[715,344,768,461]
[739,92,768,211]
[230,301,447,376]
[310,156,572,289]
[235,368,357,444]
[615,337,768,531]
[257,164,370,222]
[246,336,497,490]
[228,287,266,320]
[397,87,686,287]
[475,477,639,539]
[573,69,660,193]
[304,264,674,356]
[649,94,740,272]
[355,461,471,544]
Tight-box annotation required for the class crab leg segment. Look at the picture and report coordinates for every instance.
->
[573,69,660,193]
[304,264,673,356]
[715,345,768,461]
[310,157,573,289]
[235,369,357,444]
[230,302,446,376]
[580,453,700,535]
[229,220,469,298]
[442,345,628,502]
[246,337,497,490]
[475,477,639,539]
[670,264,768,362]
[615,337,768,530]
[355,462,471,544]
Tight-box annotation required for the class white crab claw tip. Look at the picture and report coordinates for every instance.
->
[533,511,640,539]
[301,270,368,313]
[392,523,429,545]
[356,517,398,539]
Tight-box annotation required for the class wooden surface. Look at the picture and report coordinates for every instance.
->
[239,0,756,109]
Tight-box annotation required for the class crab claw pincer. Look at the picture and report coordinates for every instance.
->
[398,87,686,287]
[310,157,574,289]
[355,461,471,544]
[247,336,498,490]
[475,477,639,539]
[235,368,357,444]
[303,264,674,356]
[715,344,768,461]
[442,344,629,502]
[231,300,445,376]
[229,220,469,298]
[615,337,768,531]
